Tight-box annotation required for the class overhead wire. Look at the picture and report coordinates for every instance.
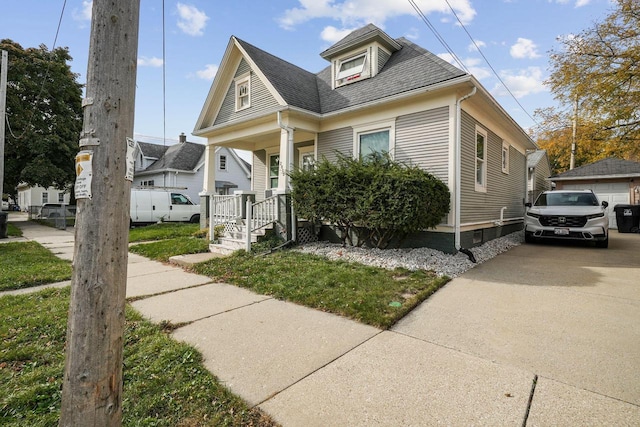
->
[409,0,537,125]
[407,0,468,73]
[442,0,537,125]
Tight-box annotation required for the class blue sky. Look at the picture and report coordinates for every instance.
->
[1,0,615,146]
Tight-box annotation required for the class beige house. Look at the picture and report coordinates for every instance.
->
[194,24,537,253]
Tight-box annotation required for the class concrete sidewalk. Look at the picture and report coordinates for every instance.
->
[4,214,639,425]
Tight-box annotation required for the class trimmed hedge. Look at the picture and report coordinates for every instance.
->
[290,154,450,248]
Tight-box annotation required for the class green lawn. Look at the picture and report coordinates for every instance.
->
[129,236,210,262]
[129,223,201,243]
[0,288,277,426]
[192,251,449,329]
[0,242,72,292]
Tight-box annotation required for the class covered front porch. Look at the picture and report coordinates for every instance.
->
[196,110,319,251]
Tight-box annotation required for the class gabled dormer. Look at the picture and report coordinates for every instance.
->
[320,24,402,89]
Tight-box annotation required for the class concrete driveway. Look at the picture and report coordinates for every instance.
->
[393,232,640,425]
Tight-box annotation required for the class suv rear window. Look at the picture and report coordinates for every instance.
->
[535,193,598,207]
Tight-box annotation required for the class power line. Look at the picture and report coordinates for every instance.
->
[407,0,468,73]
[441,0,538,125]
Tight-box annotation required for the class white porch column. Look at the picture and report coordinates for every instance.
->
[277,127,294,192]
[201,144,217,195]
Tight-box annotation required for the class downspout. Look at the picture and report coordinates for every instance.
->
[277,111,297,244]
[455,86,477,262]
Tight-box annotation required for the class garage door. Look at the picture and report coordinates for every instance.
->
[562,183,630,229]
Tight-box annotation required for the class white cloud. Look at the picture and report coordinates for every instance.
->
[196,64,219,80]
[138,56,164,67]
[494,67,546,98]
[510,38,540,59]
[278,0,476,30]
[405,27,420,41]
[320,26,355,43]
[437,54,491,79]
[72,1,92,22]
[575,0,591,7]
[176,3,209,36]
[468,40,486,52]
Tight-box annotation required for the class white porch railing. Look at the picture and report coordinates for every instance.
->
[249,196,279,232]
[210,194,242,226]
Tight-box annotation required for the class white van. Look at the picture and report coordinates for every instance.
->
[130,188,200,225]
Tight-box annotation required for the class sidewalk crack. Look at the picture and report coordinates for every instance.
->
[522,374,538,427]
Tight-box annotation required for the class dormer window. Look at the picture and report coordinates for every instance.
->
[336,51,370,87]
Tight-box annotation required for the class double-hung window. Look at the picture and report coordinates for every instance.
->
[501,141,510,174]
[235,74,250,111]
[475,126,487,191]
[219,154,227,171]
[268,154,280,189]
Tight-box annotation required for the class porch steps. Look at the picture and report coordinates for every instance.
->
[208,224,270,255]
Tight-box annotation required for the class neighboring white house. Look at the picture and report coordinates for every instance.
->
[17,184,71,212]
[133,133,251,202]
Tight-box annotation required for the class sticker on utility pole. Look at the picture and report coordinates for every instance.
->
[74,150,93,199]
[125,137,136,181]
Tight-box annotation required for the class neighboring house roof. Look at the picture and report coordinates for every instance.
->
[137,141,169,160]
[234,34,466,115]
[138,141,205,175]
[527,150,548,169]
[551,157,640,180]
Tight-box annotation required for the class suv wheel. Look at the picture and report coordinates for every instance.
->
[524,232,536,244]
[595,238,608,248]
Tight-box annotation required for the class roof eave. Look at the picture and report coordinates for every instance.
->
[550,173,640,181]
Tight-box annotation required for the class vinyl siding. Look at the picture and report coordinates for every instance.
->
[215,147,251,194]
[460,111,526,224]
[317,127,353,162]
[378,47,390,72]
[214,59,280,126]
[395,106,450,185]
[253,150,267,201]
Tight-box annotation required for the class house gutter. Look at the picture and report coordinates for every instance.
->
[455,86,477,262]
[277,111,297,244]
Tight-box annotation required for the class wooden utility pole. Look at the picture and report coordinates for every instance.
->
[0,50,8,201]
[570,94,578,170]
[59,1,139,425]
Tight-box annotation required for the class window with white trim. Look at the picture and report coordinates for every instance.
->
[501,141,510,174]
[58,193,65,203]
[475,126,487,191]
[268,153,280,189]
[298,147,315,171]
[354,121,395,161]
[42,192,49,204]
[219,154,227,171]
[335,51,370,87]
[235,75,250,111]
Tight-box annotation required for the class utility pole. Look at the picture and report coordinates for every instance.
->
[59,1,139,425]
[570,94,578,170]
[0,50,8,203]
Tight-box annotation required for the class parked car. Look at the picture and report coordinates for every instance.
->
[1,200,8,211]
[524,190,609,248]
[38,203,77,219]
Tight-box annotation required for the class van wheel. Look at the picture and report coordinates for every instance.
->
[190,214,200,224]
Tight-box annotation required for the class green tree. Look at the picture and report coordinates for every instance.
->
[543,0,640,167]
[1,39,83,199]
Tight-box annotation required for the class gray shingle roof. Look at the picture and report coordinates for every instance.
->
[143,142,205,172]
[137,141,168,159]
[552,157,640,179]
[235,24,467,115]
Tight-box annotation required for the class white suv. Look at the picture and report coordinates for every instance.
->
[524,190,609,248]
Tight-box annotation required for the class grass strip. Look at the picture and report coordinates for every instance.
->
[0,242,72,292]
[129,223,200,243]
[0,288,278,426]
[192,251,449,329]
[129,237,210,262]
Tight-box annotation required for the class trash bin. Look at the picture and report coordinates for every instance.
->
[614,204,640,233]
[0,212,8,239]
